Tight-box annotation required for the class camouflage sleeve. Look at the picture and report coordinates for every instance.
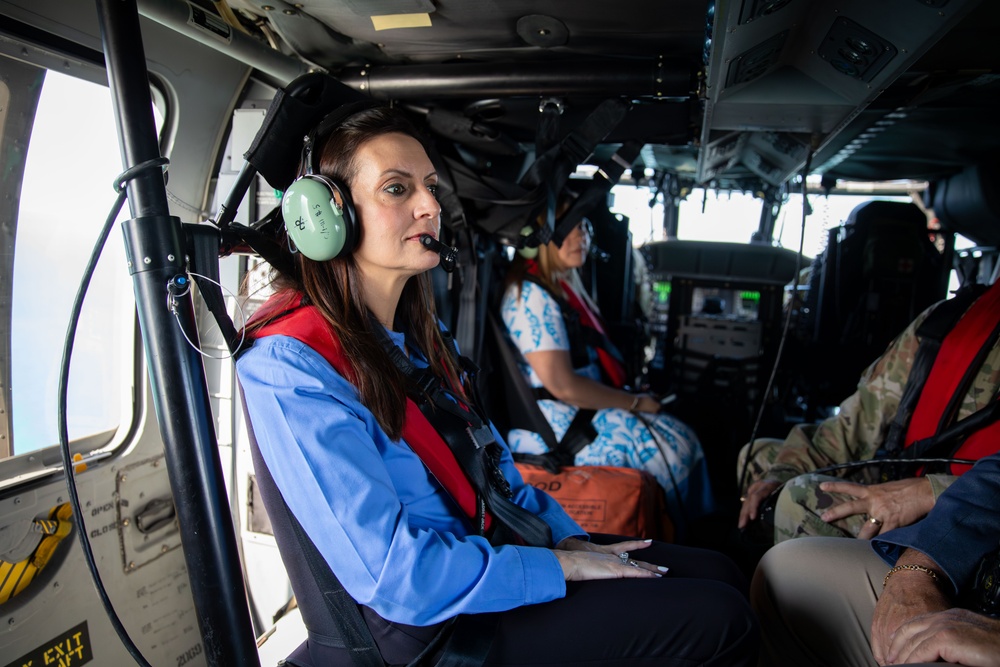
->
[925,473,957,500]
[765,307,936,483]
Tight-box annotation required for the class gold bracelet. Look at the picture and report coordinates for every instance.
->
[628,395,640,412]
[883,563,940,588]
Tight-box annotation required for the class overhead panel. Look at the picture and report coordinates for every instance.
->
[698,0,980,186]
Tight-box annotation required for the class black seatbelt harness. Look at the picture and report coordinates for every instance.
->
[507,276,614,471]
[373,321,553,548]
[522,275,614,375]
[486,313,587,462]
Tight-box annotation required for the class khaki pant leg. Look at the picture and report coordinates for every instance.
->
[752,538,942,667]
[736,438,786,493]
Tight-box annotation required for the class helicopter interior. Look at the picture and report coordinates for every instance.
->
[1,0,1000,665]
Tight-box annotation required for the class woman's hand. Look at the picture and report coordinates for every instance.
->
[883,608,1000,667]
[555,537,649,555]
[818,478,935,538]
[555,536,604,552]
[738,480,781,529]
[552,538,666,581]
[630,393,660,414]
[524,349,656,413]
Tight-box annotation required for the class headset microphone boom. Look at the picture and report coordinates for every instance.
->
[419,234,458,273]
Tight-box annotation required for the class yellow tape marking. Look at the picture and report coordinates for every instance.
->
[371,13,432,30]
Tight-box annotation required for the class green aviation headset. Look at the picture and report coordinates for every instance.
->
[281,101,378,261]
[517,226,539,259]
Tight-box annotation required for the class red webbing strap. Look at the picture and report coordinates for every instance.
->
[905,280,1000,474]
[252,292,493,531]
[559,280,627,389]
[943,405,1000,475]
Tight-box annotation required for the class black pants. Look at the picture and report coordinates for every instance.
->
[302,536,758,667]
[480,536,757,666]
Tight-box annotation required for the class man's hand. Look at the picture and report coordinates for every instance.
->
[871,549,951,665]
[883,608,1000,666]
[738,480,781,529]
[819,478,935,538]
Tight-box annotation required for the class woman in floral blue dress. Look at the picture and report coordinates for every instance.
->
[500,215,715,526]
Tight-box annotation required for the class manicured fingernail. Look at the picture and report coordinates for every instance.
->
[644,539,653,543]
[658,566,669,573]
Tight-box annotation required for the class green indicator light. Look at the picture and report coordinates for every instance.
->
[653,281,672,303]
[740,290,760,302]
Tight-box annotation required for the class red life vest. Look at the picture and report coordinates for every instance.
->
[250,290,496,533]
[904,279,1000,475]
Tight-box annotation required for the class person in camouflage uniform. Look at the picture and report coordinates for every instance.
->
[736,292,1000,544]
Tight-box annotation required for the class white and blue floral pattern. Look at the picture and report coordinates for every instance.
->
[500,281,715,525]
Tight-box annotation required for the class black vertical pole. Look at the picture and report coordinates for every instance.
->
[659,173,680,240]
[755,189,780,244]
[95,1,259,665]
[662,197,680,240]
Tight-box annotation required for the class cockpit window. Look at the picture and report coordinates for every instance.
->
[611,183,911,254]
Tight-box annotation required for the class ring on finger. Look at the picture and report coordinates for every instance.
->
[618,552,629,564]
[869,516,883,526]
[627,559,639,568]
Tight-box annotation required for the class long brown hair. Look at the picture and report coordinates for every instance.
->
[246,106,463,440]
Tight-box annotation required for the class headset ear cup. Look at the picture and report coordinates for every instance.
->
[328,177,357,256]
[517,225,539,259]
[281,175,357,261]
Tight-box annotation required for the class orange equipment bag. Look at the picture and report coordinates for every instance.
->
[515,463,673,542]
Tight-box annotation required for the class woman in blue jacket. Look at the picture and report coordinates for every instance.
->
[236,103,755,666]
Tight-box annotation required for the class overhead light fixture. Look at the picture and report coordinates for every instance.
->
[818,17,897,82]
[516,15,569,47]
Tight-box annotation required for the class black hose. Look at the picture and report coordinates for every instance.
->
[737,152,812,497]
[57,158,169,667]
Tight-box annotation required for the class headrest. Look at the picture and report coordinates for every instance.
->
[930,164,1000,246]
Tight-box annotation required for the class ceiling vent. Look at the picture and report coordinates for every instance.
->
[818,17,897,83]
[725,30,788,87]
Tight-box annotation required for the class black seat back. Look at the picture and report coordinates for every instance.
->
[801,200,946,406]
[241,390,446,667]
[481,311,560,451]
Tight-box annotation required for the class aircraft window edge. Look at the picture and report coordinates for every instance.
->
[0,74,17,461]
[0,428,120,493]
[0,14,108,87]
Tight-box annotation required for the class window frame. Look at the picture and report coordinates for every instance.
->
[0,53,154,479]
